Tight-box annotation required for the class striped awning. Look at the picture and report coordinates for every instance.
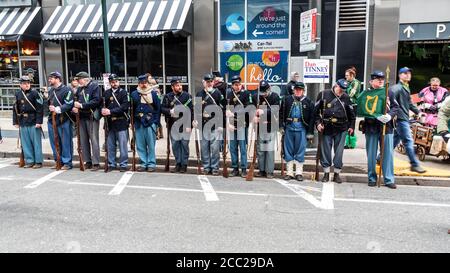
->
[41,0,192,40]
[0,7,42,41]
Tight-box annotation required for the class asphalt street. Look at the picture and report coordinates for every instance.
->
[0,158,449,253]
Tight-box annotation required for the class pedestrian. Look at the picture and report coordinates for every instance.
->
[47,71,74,170]
[344,67,361,149]
[73,71,102,171]
[70,77,79,95]
[225,75,252,178]
[281,81,315,181]
[213,71,228,98]
[359,71,399,189]
[102,74,130,172]
[0,127,3,144]
[253,80,281,179]
[437,96,450,144]
[315,79,356,183]
[131,75,161,172]
[195,73,225,176]
[161,79,193,173]
[418,77,448,127]
[391,67,426,173]
[13,76,44,169]
[281,72,300,97]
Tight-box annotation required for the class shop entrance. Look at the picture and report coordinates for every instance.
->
[397,41,450,93]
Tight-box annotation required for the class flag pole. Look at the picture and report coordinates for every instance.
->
[377,66,390,188]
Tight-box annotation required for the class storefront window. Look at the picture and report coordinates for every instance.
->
[20,40,39,57]
[0,41,20,84]
[66,40,88,80]
[89,39,125,82]
[126,37,163,86]
[165,34,188,89]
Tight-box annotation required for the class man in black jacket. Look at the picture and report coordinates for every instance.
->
[315,79,356,183]
[13,76,44,168]
[280,81,315,181]
[102,74,129,172]
[73,71,102,171]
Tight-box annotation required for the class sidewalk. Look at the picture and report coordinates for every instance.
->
[1,117,449,186]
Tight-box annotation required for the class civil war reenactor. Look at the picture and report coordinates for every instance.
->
[131,75,162,172]
[281,72,300,98]
[101,74,130,172]
[280,81,315,181]
[360,71,399,189]
[194,73,226,176]
[315,79,356,183]
[213,71,228,98]
[225,75,253,178]
[47,71,74,170]
[253,80,281,179]
[72,71,102,171]
[13,76,44,168]
[161,79,194,173]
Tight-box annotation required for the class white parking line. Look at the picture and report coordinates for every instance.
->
[321,182,335,210]
[334,198,450,208]
[109,171,134,195]
[24,170,65,189]
[275,179,323,209]
[198,175,219,201]
[0,159,14,169]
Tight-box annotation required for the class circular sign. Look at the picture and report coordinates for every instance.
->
[226,54,244,71]
[240,64,264,91]
[262,51,281,67]
[223,41,234,52]
[226,13,245,35]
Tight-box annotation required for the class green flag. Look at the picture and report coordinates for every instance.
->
[357,88,386,118]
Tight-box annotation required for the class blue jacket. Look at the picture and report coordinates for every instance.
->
[104,87,130,132]
[48,84,74,126]
[281,95,315,134]
[13,88,44,127]
[75,80,102,120]
[131,89,161,129]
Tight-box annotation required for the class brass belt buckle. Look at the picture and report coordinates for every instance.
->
[331,118,338,123]
[138,113,144,118]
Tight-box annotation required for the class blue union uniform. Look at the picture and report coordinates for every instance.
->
[280,94,315,177]
[131,88,161,170]
[13,87,44,166]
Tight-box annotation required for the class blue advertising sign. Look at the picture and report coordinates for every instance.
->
[247,0,290,40]
[220,0,246,40]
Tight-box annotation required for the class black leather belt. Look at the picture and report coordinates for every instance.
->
[111,117,126,121]
[324,118,346,124]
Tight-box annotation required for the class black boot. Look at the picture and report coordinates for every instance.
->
[333,173,342,184]
[180,165,187,173]
[284,175,293,181]
[321,173,330,182]
[231,168,239,177]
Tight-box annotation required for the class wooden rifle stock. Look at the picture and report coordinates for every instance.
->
[165,122,171,172]
[103,99,109,173]
[130,99,137,172]
[75,97,85,171]
[195,128,202,175]
[14,104,25,167]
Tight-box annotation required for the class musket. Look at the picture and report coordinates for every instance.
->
[103,99,109,173]
[14,103,25,168]
[195,128,202,175]
[377,66,391,188]
[130,98,137,172]
[50,97,62,171]
[165,118,171,172]
[280,133,285,177]
[314,132,322,182]
[246,87,260,182]
[75,96,85,171]
[222,73,229,178]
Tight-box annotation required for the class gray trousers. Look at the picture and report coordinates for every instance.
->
[320,131,346,173]
[79,118,100,165]
[257,131,276,174]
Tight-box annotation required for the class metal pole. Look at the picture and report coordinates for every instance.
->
[101,0,111,73]
[308,0,322,148]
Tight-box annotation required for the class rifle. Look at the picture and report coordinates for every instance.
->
[377,66,391,188]
[246,88,260,181]
[75,96,85,171]
[130,98,137,172]
[165,119,171,172]
[280,133,285,177]
[103,99,109,173]
[14,103,25,167]
[195,128,202,175]
[222,73,229,178]
[315,133,322,182]
[50,100,62,170]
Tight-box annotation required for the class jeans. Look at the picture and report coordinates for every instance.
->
[394,120,420,168]
[320,131,347,172]
[200,129,221,172]
[48,120,73,167]
[20,126,43,164]
[107,130,128,168]
[366,132,395,184]
[136,124,157,168]
[229,127,248,170]
[171,134,191,166]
